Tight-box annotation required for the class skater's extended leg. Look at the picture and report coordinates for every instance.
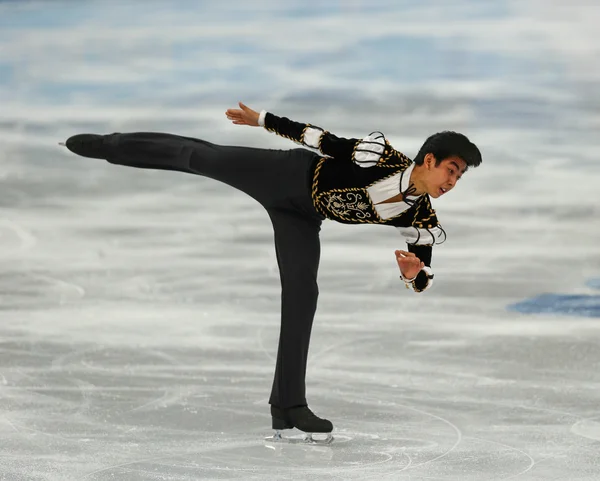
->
[64,132,317,207]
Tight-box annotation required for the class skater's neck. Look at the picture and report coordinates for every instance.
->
[408,165,428,196]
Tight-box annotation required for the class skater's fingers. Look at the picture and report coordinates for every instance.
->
[228,115,246,124]
[239,101,252,112]
[395,250,415,258]
[397,259,416,270]
[227,109,245,116]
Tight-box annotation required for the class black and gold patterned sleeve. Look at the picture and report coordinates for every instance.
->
[262,111,360,159]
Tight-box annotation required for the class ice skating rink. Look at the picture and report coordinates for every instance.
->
[1,1,599,479]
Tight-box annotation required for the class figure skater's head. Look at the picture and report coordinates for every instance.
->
[410,131,482,199]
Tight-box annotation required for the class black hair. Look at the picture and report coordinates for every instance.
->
[413,131,482,169]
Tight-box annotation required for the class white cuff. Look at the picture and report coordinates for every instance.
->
[258,109,267,127]
[400,272,417,282]
[401,266,434,292]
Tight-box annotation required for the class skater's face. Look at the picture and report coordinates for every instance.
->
[423,154,467,198]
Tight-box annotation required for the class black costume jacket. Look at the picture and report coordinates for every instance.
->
[263,112,446,292]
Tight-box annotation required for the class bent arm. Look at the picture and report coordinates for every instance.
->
[395,195,446,293]
[404,244,434,292]
[396,224,445,293]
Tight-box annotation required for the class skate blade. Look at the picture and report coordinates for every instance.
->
[58,142,66,146]
[265,431,334,445]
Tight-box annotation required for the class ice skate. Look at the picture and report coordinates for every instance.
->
[266,405,334,444]
[61,133,115,159]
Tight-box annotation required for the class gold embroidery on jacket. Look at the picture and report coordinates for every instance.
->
[350,140,360,163]
[365,168,405,189]
[317,131,328,153]
[412,196,438,228]
[379,150,412,169]
[321,189,372,221]
[265,125,297,144]
[311,157,327,217]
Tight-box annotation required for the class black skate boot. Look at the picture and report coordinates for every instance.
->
[62,133,116,159]
[269,405,334,444]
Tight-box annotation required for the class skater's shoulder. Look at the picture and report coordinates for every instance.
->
[351,131,413,169]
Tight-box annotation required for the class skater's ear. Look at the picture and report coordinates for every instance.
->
[424,153,437,169]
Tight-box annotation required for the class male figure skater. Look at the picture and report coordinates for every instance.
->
[63,102,482,442]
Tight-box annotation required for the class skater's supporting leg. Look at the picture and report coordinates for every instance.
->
[267,208,321,409]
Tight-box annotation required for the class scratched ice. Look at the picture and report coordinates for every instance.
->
[1,1,600,480]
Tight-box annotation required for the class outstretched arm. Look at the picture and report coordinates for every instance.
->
[225,102,382,162]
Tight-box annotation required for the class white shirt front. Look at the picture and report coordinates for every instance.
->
[366,162,420,220]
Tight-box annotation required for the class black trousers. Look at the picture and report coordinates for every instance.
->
[103,132,323,408]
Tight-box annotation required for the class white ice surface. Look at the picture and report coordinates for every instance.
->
[1,1,600,480]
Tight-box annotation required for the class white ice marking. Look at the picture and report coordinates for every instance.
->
[380,400,463,471]
[5,418,75,444]
[127,386,202,413]
[365,449,413,481]
[28,274,86,303]
[571,419,600,442]
[0,219,37,253]
[51,345,108,371]
[466,436,536,480]
[78,440,261,479]
[310,335,382,364]
[70,378,94,417]
[1,416,21,434]
[256,325,275,362]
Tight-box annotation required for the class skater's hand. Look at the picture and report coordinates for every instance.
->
[395,250,424,280]
[225,102,260,127]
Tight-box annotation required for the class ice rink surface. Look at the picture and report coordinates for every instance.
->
[1,1,599,479]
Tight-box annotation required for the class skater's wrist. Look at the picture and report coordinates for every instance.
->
[399,271,417,282]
